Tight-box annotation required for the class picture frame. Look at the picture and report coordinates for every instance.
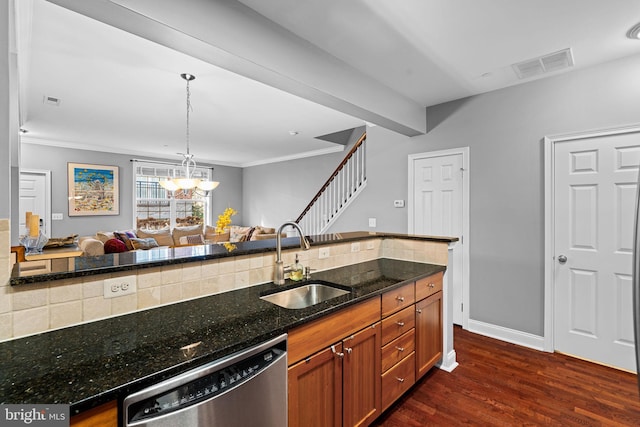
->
[68,162,119,216]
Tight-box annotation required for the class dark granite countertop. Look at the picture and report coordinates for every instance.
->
[0,258,445,415]
[10,231,456,285]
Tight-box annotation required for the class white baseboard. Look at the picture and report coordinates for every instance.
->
[468,319,545,351]
[437,349,459,372]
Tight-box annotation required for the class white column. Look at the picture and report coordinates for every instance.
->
[438,241,459,372]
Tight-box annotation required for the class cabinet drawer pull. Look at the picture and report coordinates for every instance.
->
[331,345,344,358]
[395,377,405,383]
[396,296,405,302]
[429,283,435,288]
[396,321,405,327]
[395,346,405,352]
[416,309,422,314]
[345,347,352,355]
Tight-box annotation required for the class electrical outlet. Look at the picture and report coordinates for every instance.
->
[394,200,405,208]
[104,275,137,298]
[52,213,63,220]
[351,242,360,253]
[366,241,375,250]
[319,247,330,259]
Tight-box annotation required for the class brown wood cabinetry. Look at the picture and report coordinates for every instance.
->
[288,297,382,427]
[289,344,343,427]
[70,401,117,427]
[415,291,443,378]
[342,325,381,427]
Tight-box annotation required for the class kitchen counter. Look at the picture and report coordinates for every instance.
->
[10,231,455,286]
[0,258,445,415]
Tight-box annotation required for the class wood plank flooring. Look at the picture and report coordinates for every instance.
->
[373,326,640,426]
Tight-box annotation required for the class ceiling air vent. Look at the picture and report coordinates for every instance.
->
[43,95,61,106]
[512,48,574,80]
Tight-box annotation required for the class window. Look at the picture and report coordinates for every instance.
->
[134,162,211,230]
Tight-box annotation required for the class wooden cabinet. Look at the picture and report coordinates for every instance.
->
[415,291,443,378]
[70,401,117,427]
[288,271,444,425]
[342,325,381,427]
[288,297,381,427]
[289,344,343,427]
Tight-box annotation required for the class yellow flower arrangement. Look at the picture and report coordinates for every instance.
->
[216,207,238,233]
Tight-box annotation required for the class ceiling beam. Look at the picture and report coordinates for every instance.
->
[46,0,426,136]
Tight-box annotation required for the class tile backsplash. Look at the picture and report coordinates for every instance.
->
[1,235,449,341]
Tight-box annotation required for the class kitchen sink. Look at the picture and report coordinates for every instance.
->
[260,283,350,309]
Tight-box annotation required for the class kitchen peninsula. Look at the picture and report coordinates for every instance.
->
[3,232,457,426]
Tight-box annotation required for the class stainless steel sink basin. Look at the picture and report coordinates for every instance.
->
[260,283,350,309]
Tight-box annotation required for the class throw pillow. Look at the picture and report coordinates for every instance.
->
[204,225,231,243]
[104,238,127,253]
[178,234,205,246]
[130,237,159,250]
[229,225,253,242]
[96,231,115,244]
[172,224,204,246]
[137,227,174,247]
[114,230,137,251]
[250,226,276,241]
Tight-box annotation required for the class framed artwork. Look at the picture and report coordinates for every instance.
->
[68,162,119,216]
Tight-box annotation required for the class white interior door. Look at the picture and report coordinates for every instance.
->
[410,151,466,325]
[553,132,639,371]
[19,170,51,236]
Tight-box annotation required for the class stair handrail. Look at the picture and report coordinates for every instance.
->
[295,131,366,223]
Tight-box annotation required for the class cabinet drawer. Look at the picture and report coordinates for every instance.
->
[381,352,415,411]
[381,305,415,345]
[381,329,415,372]
[415,272,443,301]
[381,282,415,317]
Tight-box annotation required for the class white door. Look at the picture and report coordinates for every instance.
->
[19,170,51,236]
[553,133,639,371]
[410,152,465,325]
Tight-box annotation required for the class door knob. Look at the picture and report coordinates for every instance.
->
[558,255,567,264]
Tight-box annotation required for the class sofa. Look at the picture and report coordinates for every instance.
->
[78,224,284,256]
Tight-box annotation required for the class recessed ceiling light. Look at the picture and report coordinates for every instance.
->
[627,23,640,39]
[289,131,299,136]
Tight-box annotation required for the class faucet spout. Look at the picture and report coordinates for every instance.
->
[274,222,310,285]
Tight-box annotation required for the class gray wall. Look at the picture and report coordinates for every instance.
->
[331,53,640,336]
[242,127,364,227]
[19,143,243,237]
[1,2,11,220]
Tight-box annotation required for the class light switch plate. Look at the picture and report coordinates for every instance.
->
[52,213,63,220]
[368,218,376,227]
[393,200,405,208]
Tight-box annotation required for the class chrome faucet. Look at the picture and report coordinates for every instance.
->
[274,222,310,285]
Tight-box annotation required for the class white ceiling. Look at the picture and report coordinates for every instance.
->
[18,0,640,167]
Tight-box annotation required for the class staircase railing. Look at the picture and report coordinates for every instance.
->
[296,131,367,235]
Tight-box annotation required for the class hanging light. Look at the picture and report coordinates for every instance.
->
[159,73,220,193]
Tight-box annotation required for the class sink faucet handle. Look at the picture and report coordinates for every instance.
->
[304,266,315,280]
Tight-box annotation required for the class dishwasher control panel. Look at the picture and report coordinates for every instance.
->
[126,340,286,424]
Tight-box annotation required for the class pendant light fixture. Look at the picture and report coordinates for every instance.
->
[160,73,220,193]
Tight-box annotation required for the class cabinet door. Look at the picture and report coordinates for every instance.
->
[415,291,443,378]
[288,344,343,427]
[70,401,117,427]
[343,323,381,427]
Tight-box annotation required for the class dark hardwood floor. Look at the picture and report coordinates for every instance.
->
[373,326,640,426]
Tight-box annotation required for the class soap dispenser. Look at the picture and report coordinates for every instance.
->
[290,254,304,281]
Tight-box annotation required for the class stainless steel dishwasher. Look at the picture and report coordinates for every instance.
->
[123,334,287,427]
